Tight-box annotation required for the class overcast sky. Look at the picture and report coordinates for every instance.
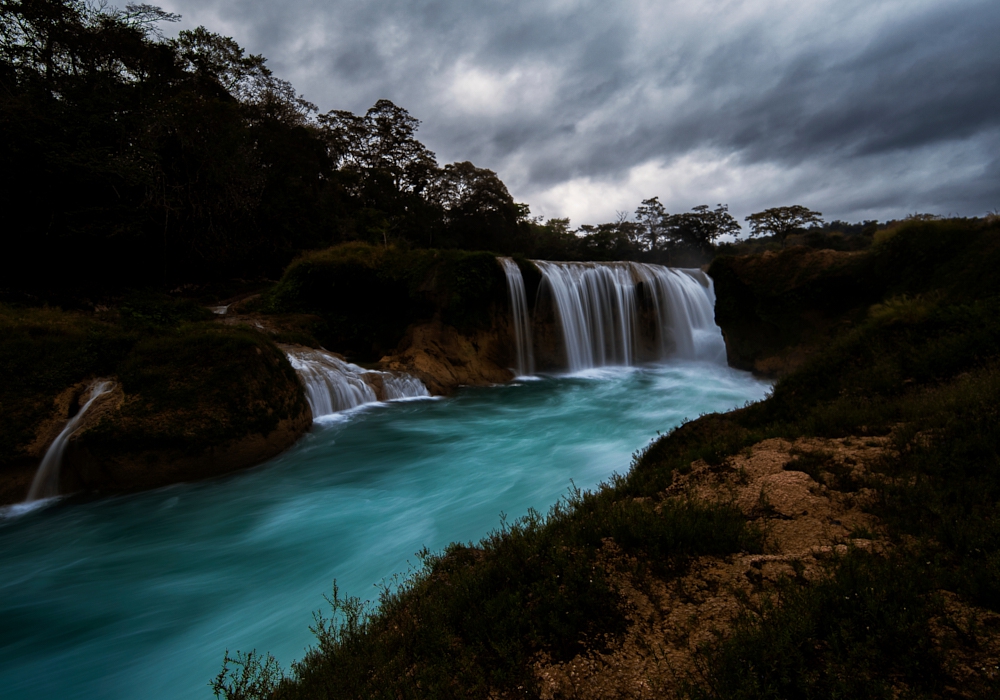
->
[157,0,999,229]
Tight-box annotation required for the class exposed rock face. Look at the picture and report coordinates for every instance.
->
[378,313,515,395]
[709,247,877,376]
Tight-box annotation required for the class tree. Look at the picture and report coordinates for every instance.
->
[577,216,641,260]
[635,197,668,252]
[425,160,520,250]
[319,99,437,196]
[745,205,824,244]
[665,204,741,252]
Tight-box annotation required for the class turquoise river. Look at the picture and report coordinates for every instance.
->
[0,362,769,699]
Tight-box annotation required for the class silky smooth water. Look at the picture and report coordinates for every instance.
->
[0,363,769,699]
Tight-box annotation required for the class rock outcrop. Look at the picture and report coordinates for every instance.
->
[377,315,515,395]
[709,247,877,376]
[1,328,313,506]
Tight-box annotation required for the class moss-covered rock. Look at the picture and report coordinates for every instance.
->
[264,243,508,362]
[0,302,310,504]
[709,217,1000,376]
[64,326,310,494]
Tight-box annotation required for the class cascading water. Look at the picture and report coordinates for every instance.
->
[533,261,638,370]
[631,264,727,362]
[283,347,428,419]
[26,379,114,502]
[499,257,535,376]
[381,373,431,401]
[533,261,726,370]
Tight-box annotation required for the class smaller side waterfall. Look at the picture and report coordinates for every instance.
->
[284,347,429,420]
[381,374,431,401]
[26,380,114,502]
[499,257,535,376]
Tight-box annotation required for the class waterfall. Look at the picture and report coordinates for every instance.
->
[534,261,726,370]
[499,257,535,376]
[284,347,428,420]
[533,261,640,371]
[381,374,431,401]
[26,380,114,502]
[631,264,727,362]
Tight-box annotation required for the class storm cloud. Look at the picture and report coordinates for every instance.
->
[157,0,1000,226]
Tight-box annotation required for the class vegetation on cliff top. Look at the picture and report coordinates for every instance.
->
[211,218,1000,699]
[263,243,508,360]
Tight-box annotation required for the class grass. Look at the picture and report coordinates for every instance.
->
[213,485,765,699]
[684,219,1000,698]
[689,551,948,700]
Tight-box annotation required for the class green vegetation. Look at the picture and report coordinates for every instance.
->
[264,243,507,360]
[744,205,825,245]
[680,218,1000,698]
[690,552,948,700]
[209,217,1000,698]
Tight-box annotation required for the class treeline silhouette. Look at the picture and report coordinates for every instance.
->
[1,1,876,295]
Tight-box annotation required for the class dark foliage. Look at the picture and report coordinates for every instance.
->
[264,243,507,360]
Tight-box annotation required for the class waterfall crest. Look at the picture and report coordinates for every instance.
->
[533,261,726,370]
[26,380,114,502]
[499,258,535,376]
[284,348,428,420]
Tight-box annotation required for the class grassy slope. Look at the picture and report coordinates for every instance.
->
[209,218,1000,699]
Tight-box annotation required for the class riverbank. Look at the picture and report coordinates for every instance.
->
[209,217,1000,699]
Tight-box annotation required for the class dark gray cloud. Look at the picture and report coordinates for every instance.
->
[158,0,1000,225]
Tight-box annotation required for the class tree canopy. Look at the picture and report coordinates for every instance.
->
[745,205,824,243]
[1,2,884,294]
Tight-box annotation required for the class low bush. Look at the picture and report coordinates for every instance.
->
[690,551,947,700]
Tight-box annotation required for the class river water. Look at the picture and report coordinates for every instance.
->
[0,362,768,699]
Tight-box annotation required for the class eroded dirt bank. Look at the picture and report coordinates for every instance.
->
[536,436,888,697]
[534,434,1000,699]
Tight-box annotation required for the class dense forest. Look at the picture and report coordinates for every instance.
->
[2,0,888,298]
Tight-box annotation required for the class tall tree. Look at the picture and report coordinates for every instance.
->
[635,197,668,252]
[426,160,520,250]
[319,99,437,197]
